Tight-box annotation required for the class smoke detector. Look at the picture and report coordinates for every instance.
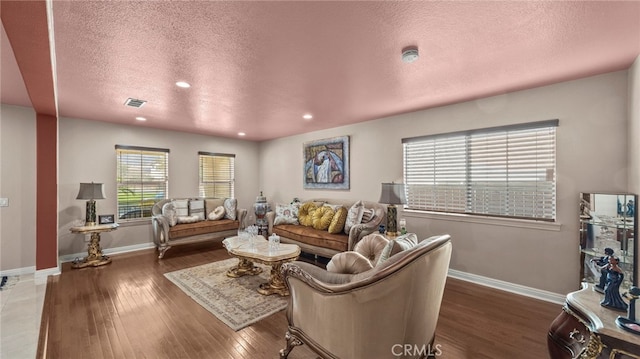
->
[401,46,419,63]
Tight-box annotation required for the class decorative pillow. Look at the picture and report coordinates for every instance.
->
[162,202,178,227]
[176,215,200,224]
[188,199,205,221]
[172,199,188,217]
[298,202,317,227]
[327,251,374,274]
[312,205,335,231]
[323,203,342,212]
[205,198,225,217]
[361,208,375,223]
[354,233,389,263]
[344,200,364,234]
[274,203,300,225]
[208,206,225,220]
[376,233,419,266]
[328,206,348,234]
[223,198,237,220]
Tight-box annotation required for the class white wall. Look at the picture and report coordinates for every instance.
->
[0,105,37,272]
[58,117,261,256]
[259,70,630,295]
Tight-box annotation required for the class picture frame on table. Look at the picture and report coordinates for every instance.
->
[98,214,115,224]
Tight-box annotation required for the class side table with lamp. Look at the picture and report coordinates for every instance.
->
[379,182,407,238]
[70,182,117,269]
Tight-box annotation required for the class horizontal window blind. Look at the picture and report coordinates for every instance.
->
[116,146,169,221]
[199,152,235,199]
[403,120,557,221]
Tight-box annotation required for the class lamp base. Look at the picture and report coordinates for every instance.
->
[85,200,97,226]
[386,204,398,234]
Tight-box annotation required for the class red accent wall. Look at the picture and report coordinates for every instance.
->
[36,114,58,270]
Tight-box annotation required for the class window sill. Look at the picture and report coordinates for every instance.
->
[116,218,152,227]
[401,209,562,232]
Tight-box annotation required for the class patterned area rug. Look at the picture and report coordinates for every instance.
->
[164,258,287,331]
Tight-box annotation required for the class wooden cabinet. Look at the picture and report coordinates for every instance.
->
[548,284,640,358]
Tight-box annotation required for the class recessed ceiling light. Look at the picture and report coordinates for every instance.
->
[303,114,313,120]
[135,116,147,121]
[176,81,191,88]
[238,132,246,136]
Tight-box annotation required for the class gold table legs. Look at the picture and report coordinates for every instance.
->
[72,232,112,269]
[226,258,290,296]
[226,258,263,277]
[257,262,289,296]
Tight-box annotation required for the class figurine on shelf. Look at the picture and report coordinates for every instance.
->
[591,247,615,293]
[600,256,628,312]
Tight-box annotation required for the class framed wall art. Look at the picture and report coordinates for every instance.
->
[303,135,350,190]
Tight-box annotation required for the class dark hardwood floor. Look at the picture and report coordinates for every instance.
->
[38,242,560,358]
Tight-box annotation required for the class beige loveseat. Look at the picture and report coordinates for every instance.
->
[151,198,246,258]
[279,234,452,358]
[266,198,385,258]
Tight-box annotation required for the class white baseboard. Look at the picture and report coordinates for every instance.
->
[448,269,566,305]
[59,242,156,263]
[0,266,36,277]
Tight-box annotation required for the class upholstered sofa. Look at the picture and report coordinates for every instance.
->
[279,234,452,358]
[151,198,246,258]
[265,198,386,258]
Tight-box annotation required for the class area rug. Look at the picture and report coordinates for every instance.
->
[164,258,288,331]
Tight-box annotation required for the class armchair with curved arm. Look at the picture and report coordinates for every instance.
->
[279,234,452,359]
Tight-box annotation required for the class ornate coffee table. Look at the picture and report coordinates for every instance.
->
[223,235,300,296]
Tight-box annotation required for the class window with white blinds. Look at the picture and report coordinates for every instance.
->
[199,152,235,198]
[116,145,169,221]
[403,120,558,221]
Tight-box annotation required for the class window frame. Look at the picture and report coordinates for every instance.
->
[402,119,558,222]
[198,152,235,199]
[115,145,169,222]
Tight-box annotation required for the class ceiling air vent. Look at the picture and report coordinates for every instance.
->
[124,98,147,108]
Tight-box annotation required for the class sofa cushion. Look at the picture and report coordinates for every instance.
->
[361,207,375,223]
[344,200,364,234]
[208,205,225,220]
[328,206,348,234]
[326,251,374,274]
[224,198,237,220]
[177,215,200,224]
[354,233,389,263]
[189,199,205,221]
[169,218,239,240]
[205,198,225,216]
[273,224,349,252]
[162,202,178,227]
[298,202,317,227]
[312,205,335,230]
[274,203,300,225]
[173,199,189,216]
[376,233,419,266]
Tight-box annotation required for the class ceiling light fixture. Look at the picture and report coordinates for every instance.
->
[135,117,147,121]
[238,132,246,136]
[303,114,313,120]
[176,81,191,88]
[401,46,419,63]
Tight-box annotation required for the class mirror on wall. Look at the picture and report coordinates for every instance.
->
[579,193,637,291]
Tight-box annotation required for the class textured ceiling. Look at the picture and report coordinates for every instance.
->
[2,1,640,141]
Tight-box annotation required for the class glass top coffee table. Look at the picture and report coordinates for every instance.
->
[223,235,300,296]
